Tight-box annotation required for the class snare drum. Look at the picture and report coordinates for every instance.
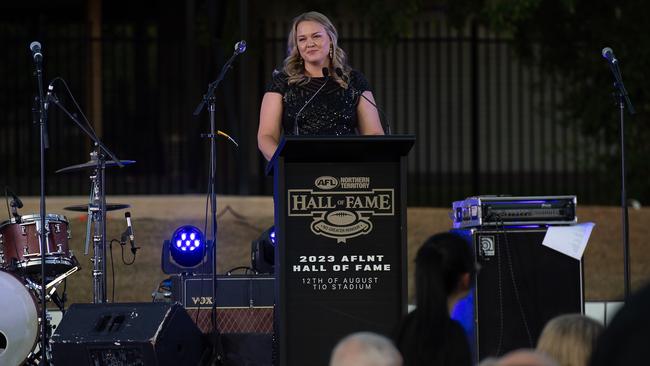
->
[0,270,38,366]
[0,214,75,277]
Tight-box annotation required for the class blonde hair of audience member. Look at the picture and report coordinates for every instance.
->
[330,332,403,366]
[478,349,559,366]
[536,314,604,366]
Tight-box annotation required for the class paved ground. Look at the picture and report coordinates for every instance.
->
[8,196,650,305]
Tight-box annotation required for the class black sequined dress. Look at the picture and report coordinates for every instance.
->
[265,69,371,136]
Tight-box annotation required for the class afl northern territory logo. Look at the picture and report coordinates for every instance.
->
[288,176,394,243]
[314,176,338,190]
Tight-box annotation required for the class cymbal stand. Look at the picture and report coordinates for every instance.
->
[47,89,121,304]
[84,150,109,303]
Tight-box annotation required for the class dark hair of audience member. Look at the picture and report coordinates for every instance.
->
[589,283,650,366]
[415,233,475,363]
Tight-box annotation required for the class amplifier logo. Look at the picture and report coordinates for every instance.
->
[479,236,496,257]
[191,296,213,305]
[288,176,394,243]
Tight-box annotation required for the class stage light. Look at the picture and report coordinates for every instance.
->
[162,225,213,274]
[251,226,276,274]
[170,226,204,266]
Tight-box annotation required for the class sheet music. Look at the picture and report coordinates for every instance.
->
[542,222,595,260]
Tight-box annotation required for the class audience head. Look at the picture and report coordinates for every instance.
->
[589,283,650,365]
[479,349,559,366]
[415,232,475,314]
[330,332,402,366]
[408,232,475,363]
[536,314,603,366]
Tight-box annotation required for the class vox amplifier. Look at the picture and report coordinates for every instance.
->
[170,274,274,334]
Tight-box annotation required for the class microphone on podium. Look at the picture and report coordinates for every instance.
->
[335,68,391,134]
[294,67,330,135]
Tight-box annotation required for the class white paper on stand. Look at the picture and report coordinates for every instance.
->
[542,222,595,260]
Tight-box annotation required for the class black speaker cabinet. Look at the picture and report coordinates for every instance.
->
[51,302,205,366]
[451,227,584,362]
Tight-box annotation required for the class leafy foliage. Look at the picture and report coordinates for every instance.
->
[435,0,650,202]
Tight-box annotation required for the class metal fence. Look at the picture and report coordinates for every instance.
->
[0,14,611,206]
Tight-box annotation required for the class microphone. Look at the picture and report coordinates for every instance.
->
[7,189,23,209]
[124,212,139,255]
[294,67,330,135]
[6,189,23,221]
[336,68,391,134]
[29,41,43,63]
[602,47,617,64]
[234,40,247,55]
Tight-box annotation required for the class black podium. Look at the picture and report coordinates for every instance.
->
[267,135,414,366]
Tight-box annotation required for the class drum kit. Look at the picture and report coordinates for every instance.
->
[0,152,135,365]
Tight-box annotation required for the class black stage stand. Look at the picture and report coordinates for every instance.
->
[29,40,122,364]
[602,46,635,301]
[29,39,51,366]
[193,40,246,364]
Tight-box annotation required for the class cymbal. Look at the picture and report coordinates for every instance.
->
[56,159,136,174]
[64,203,131,212]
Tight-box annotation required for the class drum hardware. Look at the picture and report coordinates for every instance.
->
[46,266,79,289]
[0,213,76,277]
[54,158,135,174]
[25,276,68,310]
[23,265,79,292]
[63,203,131,212]
[56,150,134,304]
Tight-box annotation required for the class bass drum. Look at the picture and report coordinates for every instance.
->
[0,271,38,366]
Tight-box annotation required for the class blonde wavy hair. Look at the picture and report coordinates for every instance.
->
[283,11,351,88]
[536,314,604,366]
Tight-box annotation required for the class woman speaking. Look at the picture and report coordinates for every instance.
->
[257,11,385,161]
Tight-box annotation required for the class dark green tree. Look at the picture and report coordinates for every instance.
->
[436,0,650,203]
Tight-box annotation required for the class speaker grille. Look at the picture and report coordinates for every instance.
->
[452,228,584,362]
[186,307,274,333]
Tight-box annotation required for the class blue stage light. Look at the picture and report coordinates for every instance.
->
[251,226,276,274]
[169,225,205,268]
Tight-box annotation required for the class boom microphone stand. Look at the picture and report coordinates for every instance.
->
[602,47,635,301]
[29,39,51,366]
[193,40,246,364]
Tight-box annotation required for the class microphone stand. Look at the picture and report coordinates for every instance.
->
[32,44,50,366]
[193,44,244,364]
[606,58,635,301]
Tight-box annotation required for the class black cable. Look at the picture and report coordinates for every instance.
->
[49,77,99,140]
[193,161,213,326]
[225,266,256,275]
[119,241,136,266]
[110,239,120,302]
[492,214,505,356]
[500,220,534,348]
[4,186,10,219]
